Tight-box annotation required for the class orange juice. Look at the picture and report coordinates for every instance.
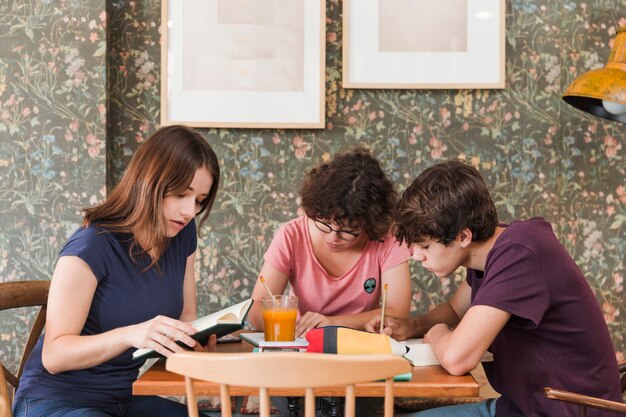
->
[263,309,297,341]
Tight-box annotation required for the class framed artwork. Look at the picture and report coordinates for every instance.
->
[343,0,505,89]
[161,0,326,128]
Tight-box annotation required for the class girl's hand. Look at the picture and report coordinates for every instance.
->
[193,334,218,352]
[129,315,197,357]
[296,311,332,337]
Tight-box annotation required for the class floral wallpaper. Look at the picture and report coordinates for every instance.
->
[1,0,625,376]
[0,0,106,370]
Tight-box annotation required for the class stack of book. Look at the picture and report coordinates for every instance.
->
[239,332,309,352]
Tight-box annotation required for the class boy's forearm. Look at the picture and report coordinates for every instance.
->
[412,302,461,337]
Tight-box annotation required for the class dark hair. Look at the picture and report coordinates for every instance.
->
[83,125,220,268]
[299,148,397,241]
[394,160,498,246]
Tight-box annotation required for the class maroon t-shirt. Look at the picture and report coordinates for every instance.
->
[467,218,623,417]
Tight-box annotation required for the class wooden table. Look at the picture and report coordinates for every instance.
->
[133,335,479,399]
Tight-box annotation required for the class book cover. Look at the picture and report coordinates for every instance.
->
[132,299,254,360]
[239,332,309,348]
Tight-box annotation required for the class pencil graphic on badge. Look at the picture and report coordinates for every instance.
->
[380,283,388,334]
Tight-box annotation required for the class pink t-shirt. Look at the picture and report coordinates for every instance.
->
[264,216,410,316]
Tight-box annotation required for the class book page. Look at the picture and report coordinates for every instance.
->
[401,338,440,367]
[192,299,252,330]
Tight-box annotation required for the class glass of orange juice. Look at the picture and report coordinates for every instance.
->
[262,295,298,342]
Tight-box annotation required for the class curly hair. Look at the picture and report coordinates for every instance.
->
[394,160,498,246]
[299,148,397,241]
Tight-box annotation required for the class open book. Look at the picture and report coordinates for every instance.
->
[400,338,495,367]
[132,299,253,360]
[400,339,440,367]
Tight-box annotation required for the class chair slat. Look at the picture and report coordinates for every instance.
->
[220,385,232,417]
[345,385,355,417]
[304,387,315,417]
[184,376,199,417]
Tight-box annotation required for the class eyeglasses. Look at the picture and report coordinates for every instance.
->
[313,219,361,242]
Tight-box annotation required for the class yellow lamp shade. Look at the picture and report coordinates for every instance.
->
[563,26,626,123]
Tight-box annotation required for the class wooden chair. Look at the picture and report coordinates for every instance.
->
[544,361,626,416]
[166,351,411,417]
[0,280,50,411]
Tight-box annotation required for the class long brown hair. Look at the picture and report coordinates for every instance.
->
[82,125,220,268]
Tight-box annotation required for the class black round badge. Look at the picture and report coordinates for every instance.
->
[363,278,377,294]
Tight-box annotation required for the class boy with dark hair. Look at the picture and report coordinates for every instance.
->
[366,160,623,417]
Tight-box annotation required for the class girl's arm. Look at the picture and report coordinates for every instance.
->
[249,262,290,331]
[295,261,411,336]
[42,256,198,374]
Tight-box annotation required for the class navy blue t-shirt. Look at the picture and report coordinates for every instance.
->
[468,218,622,417]
[15,221,197,405]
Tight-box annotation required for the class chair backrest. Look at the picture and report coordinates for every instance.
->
[544,361,626,416]
[166,351,412,417]
[0,280,50,407]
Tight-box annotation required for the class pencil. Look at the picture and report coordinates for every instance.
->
[379,283,388,334]
[259,275,274,298]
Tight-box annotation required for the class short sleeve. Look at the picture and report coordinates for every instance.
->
[60,227,112,282]
[472,243,550,328]
[263,223,294,276]
[378,236,411,273]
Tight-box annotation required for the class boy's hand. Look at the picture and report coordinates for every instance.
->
[364,315,415,341]
[423,323,452,344]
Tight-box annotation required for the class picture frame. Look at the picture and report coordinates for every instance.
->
[161,0,326,128]
[343,0,505,89]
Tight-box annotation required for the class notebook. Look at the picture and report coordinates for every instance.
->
[239,332,309,348]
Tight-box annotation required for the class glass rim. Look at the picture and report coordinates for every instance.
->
[261,294,298,300]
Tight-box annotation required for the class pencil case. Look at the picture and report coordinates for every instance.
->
[305,326,407,356]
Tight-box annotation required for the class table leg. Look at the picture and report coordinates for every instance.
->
[287,396,300,417]
[327,397,343,417]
